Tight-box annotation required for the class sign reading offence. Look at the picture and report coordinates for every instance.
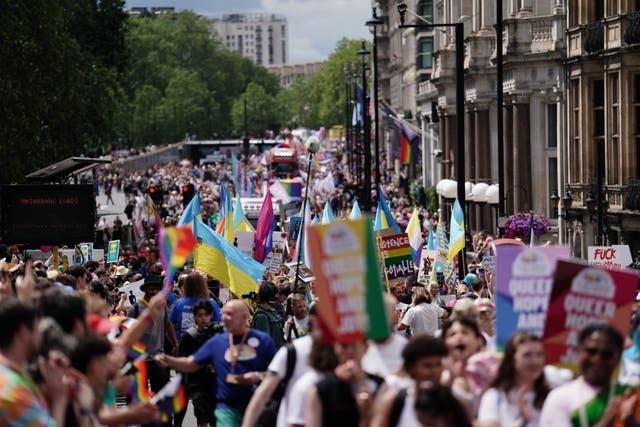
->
[377,233,415,280]
[1,185,96,245]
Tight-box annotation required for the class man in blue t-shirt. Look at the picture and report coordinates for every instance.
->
[156,299,276,427]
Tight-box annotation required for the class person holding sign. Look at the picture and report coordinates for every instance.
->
[539,323,638,427]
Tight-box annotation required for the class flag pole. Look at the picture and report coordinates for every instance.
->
[294,137,320,289]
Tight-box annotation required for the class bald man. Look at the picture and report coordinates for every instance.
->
[157,300,277,427]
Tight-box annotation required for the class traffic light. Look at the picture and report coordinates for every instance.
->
[148,185,163,204]
[182,183,195,207]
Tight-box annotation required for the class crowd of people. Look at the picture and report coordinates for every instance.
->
[1,135,640,427]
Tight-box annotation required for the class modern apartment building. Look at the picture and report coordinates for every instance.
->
[209,13,289,66]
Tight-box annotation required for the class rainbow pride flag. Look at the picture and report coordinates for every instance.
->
[173,384,187,413]
[159,226,197,291]
[130,357,151,403]
[278,178,304,201]
[128,341,146,360]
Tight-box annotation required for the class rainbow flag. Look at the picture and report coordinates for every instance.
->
[398,123,419,165]
[130,357,151,403]
[173,384,187,413]
[278,178,304,201]
[159,225,197,290]
[215,185,234,243]
[128,341,146,360]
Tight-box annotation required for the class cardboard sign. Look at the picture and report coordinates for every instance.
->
[119,279,145,308]
[543,260,639,371]
[418,249,437,284]
[75,243,93,265]
[285,262,315,283]
[495,245,570,350]
[107,240,120,264]
[307,219,389,343]
[233,231,255,257]
[378,233,415,280]
[587,245,633,269]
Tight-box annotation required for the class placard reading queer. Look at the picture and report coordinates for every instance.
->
[495,245,569,349]
[543,260,639,371]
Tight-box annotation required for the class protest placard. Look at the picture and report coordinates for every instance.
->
[307,219,389,343]
[587,245,633,269]
[417,249,437,284]
[377,233,415,281]
[107,240,120,264]
[233,231,255,257]
[495,245,570,349]
[543,259,639,371]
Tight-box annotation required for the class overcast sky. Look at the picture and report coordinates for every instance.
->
[126,0,372,64]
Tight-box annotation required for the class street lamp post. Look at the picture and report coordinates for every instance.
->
[367,8,384,204]
[357,42,372,214]
[398,4,466,279]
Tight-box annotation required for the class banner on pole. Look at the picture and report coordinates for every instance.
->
[107,240,120,264]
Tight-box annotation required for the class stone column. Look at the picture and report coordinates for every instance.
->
[465,107,476,232]
[504,101,514,214]
[512,97,532,212]
[475,106,492,232]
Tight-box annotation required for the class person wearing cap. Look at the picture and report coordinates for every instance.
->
[128,273,179,415]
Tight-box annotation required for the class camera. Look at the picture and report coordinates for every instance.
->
[433,149,443,158]
[242,291,258,300]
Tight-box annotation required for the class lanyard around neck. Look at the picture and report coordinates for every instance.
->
[228,330,248,372]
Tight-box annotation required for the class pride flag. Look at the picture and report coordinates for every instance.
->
[159,225,197,290]
[173,384,187,413]
[128,341,146,360]
[398,123,419,165]
[447,199,465,262]
[146,195,162,230]
[193,219,265,298]
[233,197,255,232]
[278,178,304,201]
[215,186,234,243]
[130,357,151,403]
[254,192,274,263]
[405,207,423,267]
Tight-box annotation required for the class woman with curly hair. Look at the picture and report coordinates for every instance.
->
[477,331,550,427]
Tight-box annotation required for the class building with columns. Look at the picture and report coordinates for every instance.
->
[376,0,565,234]
[563,1,640,258]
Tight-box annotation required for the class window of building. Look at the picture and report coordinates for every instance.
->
[548,157,558,217]
[595,0,605,20]
[593,79,605,137]
[606,0,619,16]
[418,0,433,22]
[238,35,243,55]
[282,25,286,37]
[570,78,581,182]
[418,37,434,69]
[609,73,620,185]
[282,40,286,64]
[547,103,557,148]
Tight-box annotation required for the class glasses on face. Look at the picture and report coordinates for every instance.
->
[582,346,617,361]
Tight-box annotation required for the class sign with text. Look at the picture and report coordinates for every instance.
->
[495,245,570,350]
[106,240,120,264]
[543,260,639,371]
[417,249,437,284]
[307,219,389,343]
[587,245,633,269]
[377,233,415,280]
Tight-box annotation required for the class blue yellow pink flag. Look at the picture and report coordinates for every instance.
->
[374,185,401,233]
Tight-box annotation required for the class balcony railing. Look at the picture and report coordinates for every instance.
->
[584,21,604,53]
[531,18,553,43]
[624,12,640,46]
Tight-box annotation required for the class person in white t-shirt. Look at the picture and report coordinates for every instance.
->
[477,331,549,427]
[397,287,447,336]
[539,323,638,427]
[240,333,313,427]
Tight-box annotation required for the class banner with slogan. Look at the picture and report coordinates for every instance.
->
[587,245,633,269]
[543,259,639,371]
[495,245,570,350]
[377,233,416,281]
[106,240,120,264]
[307,219,389,343]
[417,249,437,284]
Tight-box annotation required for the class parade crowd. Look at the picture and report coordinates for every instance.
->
[1,135,640,427]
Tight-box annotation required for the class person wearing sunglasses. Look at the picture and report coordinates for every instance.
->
[539,323,639,427]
